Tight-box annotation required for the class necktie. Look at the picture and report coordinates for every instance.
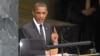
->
[40,24,44,38]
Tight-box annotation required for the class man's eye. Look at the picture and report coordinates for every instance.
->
[42,12,46,14]
[36,12,46,14]
[37,12,40,14]
[43,12,46,14]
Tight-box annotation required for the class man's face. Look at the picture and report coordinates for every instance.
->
[32,6,48,24]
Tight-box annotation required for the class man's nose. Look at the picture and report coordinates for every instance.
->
[40,14,43,17]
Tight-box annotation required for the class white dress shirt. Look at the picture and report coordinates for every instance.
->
[33,18,46,41]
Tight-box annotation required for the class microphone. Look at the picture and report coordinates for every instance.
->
[46,41,92,49]
[46,41,92,56]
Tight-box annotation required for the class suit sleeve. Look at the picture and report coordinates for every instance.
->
[19,28,31,40]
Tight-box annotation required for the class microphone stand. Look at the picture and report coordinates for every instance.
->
[60,27,64,56]
[59,26,80,55]
[62,37,80,55]
[60,35,64,56]
[90,41,97,54]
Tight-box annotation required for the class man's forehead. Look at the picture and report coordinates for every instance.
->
[35,7,47,11]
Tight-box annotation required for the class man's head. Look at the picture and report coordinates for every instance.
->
[32,2,48,24]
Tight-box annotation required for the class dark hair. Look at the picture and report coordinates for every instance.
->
[33,2,47,10]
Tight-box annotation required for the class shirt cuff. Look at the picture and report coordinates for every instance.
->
[53,42,58,45]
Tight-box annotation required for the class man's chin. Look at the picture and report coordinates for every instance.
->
[38,20,44,23]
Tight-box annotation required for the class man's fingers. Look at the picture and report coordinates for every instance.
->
[53,27,57,33]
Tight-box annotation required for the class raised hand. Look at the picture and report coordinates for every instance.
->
[82,7,96,16]
[51,27,58,43]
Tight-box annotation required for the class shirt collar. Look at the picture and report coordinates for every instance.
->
[33,17,43,25]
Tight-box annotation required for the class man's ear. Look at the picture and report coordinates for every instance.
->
[47,11,48,14]
[46,11,48,16]
[32,10,34,15]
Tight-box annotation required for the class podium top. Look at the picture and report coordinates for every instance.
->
[51,53,78,56]
[54,53,100,56]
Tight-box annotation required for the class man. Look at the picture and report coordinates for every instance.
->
[20,2,58,56]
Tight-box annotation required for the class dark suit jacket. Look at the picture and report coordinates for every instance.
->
[20,21,53,45]
[19,21,54,56]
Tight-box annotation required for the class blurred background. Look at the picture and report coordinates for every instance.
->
[19,0,73,28]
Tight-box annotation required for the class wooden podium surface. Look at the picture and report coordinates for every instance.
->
[58,53,100,56]
[47,53,100,56]
[79,53,100,56]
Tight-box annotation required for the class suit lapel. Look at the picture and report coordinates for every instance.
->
[44,23,53,45]
[43,23,48,44]
[44,23,47,37]
[31,21,40,35]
